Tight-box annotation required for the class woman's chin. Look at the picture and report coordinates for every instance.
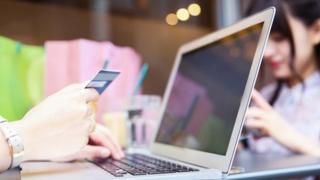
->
[272,71,291,80]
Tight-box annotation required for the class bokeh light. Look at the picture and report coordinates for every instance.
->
[176,8,190,21]
[166,13,178,26]
[188,3,201,16]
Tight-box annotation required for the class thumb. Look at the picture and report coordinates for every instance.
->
[51,145,111,162]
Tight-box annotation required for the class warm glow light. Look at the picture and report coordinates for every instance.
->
[176,8,190,21]
[166,13,178,26]
[188,3,201,16]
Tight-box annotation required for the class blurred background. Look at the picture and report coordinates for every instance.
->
[0,0,253,95]
[2,0,272,125]
[2,2,319,177]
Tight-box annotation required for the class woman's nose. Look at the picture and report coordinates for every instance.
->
[264,40,276,59]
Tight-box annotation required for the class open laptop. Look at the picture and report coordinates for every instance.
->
[93,7,275,179]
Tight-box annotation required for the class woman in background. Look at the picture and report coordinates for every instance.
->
[245,0,320,156]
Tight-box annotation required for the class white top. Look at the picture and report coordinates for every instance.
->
[248,72,320,155]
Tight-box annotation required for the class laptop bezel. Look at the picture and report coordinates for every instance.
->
[150,7,275,173]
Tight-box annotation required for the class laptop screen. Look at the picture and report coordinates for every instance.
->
[155,22,264,155]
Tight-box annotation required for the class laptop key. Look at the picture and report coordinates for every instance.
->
[110,161,147,176]
[147,170,166,174]
[93,154,199,177]
[115,169,127,174]
[190,168,199,171]
[98,163,125,177]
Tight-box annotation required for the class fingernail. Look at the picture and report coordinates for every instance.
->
[116,154,122,159]
[118,154,123,159]
[100,150,110,157]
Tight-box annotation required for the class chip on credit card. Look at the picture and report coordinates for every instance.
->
[85,70,120,94]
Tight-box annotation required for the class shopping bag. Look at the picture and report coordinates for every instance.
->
[44,39,141,122]
[0,36,44,121]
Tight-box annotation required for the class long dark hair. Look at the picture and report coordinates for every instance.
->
[245,0,320,105]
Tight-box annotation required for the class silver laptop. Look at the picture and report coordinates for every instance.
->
[93,7,275,179]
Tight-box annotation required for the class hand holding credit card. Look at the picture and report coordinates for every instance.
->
[85,69,120,94]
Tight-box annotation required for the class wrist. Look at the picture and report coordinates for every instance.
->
[293,136,320,156]
[283,129,320,156]
[11,120,33,161]
[0,129,11,171]
[0,118,25,169]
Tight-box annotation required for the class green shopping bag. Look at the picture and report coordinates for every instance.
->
[0,36,44,121]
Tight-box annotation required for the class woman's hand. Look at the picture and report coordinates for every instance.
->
[246,89,294,143]
[55,124,125,162]
[246,89,320,156]
[12,83,99,161]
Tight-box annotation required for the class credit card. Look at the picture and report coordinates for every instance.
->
[85,70,120,94]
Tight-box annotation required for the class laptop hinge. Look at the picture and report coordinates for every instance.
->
[222,172,228,179]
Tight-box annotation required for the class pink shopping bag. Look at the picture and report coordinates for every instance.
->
[45,39,141,122]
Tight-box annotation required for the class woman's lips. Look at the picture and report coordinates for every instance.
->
[269,60,283,69]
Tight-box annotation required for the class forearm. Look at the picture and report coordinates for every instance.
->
[291,134,320,156]
[11,121,34,161]
[281,129,320,156]
[0,130,11,172]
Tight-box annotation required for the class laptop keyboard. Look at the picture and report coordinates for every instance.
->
[93,153,199,177]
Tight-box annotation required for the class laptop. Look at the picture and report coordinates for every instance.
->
[92,7,275,179]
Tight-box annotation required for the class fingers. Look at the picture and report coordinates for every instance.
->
[52,145,111,162]
[98,125,124,158]
[80,81,90,89]
[58,82,99,102]
[77,145,111,161]
[59,83,83,94]
[62,81,90,93]
[245,107,267,133]
[88,115,96,133]
[80,88,99,102]
[90,126,124,160]
[246,118,264,129]
[100,126,124,159]
[245,118,267,137]
[246,107,266,119]
[85,104,94,117]
[251,89,273,111]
